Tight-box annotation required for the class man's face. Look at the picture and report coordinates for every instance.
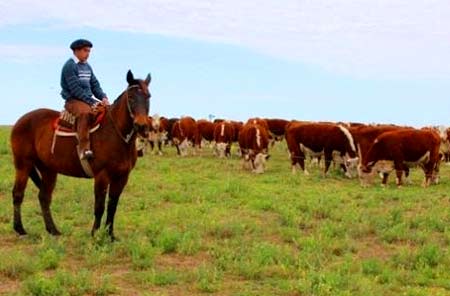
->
[74,47,91,62]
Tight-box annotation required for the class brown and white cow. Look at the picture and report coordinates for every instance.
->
[213,121,235,158]
[421,125,450,162]
[285,122,358,176]
[171,116,199,156]
[350,124,409,182]
[238,123,270,174]
[246,118,269,132]
[359,129,441,187]
[166,117,179,145]
[197,119,215,148]
[148,114,169,155]
[230,121,244,142]
[265,118,289,145]
[229,120,244,156]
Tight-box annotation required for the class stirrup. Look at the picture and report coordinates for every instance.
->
[79,149,94,160]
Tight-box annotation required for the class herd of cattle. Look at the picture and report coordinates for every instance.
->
[138,115,450,188]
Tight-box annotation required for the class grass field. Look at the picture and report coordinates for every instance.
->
[0,126,449,295]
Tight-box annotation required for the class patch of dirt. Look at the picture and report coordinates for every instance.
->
[356,235,393,260]
[0,277,20,295]
[155,252,211,270]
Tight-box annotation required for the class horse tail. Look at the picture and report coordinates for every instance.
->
[29,166,42,189]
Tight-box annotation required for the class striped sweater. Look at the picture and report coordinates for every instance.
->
[60,57,106,105]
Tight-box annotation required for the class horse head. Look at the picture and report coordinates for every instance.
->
[124,70,152,138]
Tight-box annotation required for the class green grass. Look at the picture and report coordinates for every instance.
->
[0,126,449,295]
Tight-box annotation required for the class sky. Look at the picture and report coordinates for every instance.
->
[1,0,450,126]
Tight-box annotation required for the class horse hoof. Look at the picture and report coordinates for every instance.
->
[14,225,27,236]
[49,229,62,236]
[15,229,27,236]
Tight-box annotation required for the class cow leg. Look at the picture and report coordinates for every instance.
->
[381,173,389,187]
[431,157,441,185]
[394,161,404,187]
[422,162,436,187]
[148,140,155,151]
[323,151,333,176]
[404,167,412,185]
[292,153,307,175]
[157,140,163,156]
[300,154,309,175]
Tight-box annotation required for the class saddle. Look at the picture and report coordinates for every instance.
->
[50,105,107,178]
[52,105,107,136]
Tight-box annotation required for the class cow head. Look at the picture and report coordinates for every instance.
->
[215,142,228,158]
[247,149,270,174]
[358,160,393,187]
[152,114,161,131]
[136,136,147,157]
[343,154,359,178]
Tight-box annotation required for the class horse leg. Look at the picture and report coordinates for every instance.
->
[91,172,109,236]
[12,169,31,235]
[37,170,61,235]
[105,174,129,241]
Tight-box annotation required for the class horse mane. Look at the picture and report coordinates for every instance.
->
[113,81,143,105]
[113,91,126,105]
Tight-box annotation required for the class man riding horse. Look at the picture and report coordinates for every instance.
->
[61,39,109,160]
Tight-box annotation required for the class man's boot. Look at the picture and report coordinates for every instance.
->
[77,114,94,160]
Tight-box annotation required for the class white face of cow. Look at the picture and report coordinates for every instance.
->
[252,152,269,174]
[344,154,359,178]
[136,136,147,153]
[160,131,168,142]
[215,142,228,158]
[179,138,190,156]
[358,160,394,187]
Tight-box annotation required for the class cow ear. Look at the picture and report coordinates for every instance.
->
[126,70,135,85]
[145,73,151,86]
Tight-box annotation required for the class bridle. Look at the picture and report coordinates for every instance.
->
[108,85,145,144]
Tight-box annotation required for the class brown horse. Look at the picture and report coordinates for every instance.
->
[10,70,151,240]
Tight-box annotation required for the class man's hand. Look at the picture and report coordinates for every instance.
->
[102,97,110,105]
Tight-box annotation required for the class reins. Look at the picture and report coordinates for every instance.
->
[107,85,140,144]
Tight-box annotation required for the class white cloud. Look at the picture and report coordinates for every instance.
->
[1,0,450,78]
[0,44,65,63]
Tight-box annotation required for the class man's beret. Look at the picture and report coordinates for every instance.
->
[70,39,93,50]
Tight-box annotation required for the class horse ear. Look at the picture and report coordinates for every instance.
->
[145,73,151,86]
[126,70,134,85]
